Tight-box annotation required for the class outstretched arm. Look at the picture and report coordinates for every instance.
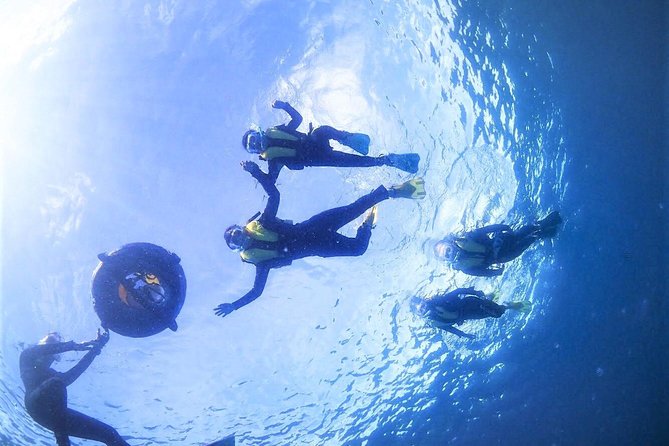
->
[441,287,485,299]
[20,339,94,367]
[462,266,504,277]
[214,266,270,317]
[26,341,82,357]
[60,349,99,386]
[272,100,302,131]
[60,329,109,386]
[471,224,511,237]
[267,160,284,183]
[444,325,475,339]
[242,161,280,220]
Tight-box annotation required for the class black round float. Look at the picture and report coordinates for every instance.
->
[92,243,187,338]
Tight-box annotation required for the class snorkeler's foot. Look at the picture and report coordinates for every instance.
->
[536,210,562,238]
[507,301,532,313]
[340,132,370,155]
[388,178,426,199]
[362,205,379,229]
[384,153,420,174]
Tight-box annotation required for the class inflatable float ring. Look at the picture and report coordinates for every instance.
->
[92,243,187,338]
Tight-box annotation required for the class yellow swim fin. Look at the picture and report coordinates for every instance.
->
[362,205,379,229]
[507,301,532,313]
[389,177,426,199]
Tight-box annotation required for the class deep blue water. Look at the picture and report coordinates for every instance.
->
[365,1,668,445]
[0,1,666,445]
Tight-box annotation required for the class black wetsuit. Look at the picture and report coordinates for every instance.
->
[420,288,507,338]
[261,102,387,180]
[20,342,129,446]
[445,219,556,277]
[216,164,390,316]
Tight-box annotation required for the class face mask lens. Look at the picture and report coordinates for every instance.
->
[246,133,261,153]
[228,229,245,251]
[435,242,453,260]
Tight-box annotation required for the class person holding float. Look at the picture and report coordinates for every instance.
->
[20,330,132,446]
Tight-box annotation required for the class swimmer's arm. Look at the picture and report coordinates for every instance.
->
[243,161,280,220]
[60,348,101,386]
[267,160,284,183]
[473,224,511,236]
[462,266,504,277]
[214,266,270,317]
[272,100,303,131]
[25,341,89,358]
[444,325,475,339]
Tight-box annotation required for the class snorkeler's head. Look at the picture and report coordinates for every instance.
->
[242,129,264,154]
[121,272,167,308]
[38,332,62,345]
[434,240,455,261]
[38,332,63,363]
[224,225,249,251]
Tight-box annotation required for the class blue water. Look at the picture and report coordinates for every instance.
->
[0,1,666,445]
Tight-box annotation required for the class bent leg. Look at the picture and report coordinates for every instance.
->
[316,225,373,258]
[63,409,130,446]
[299,186,389,232]
[311,125,347,144]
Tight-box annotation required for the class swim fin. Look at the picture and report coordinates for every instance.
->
[389,178,426,199]
[341,132,370,155]
[507,301,531,313]
[362,205,379,229]
[385,153,420,174]
[204,435,235,446]
[536,210,562,239]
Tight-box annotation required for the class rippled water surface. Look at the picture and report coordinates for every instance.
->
[1,1,568,445]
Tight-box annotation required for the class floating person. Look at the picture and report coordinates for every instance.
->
[434,211,562,277]
[19,329,132,446]
[242,100,421,180]
[92,242,187,338]
[414,287,530,339]
[214,161,425,317]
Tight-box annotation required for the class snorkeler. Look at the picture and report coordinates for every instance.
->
[434,211,562,277]
[241,100,421,180]
[19,329,132,446]
[415,287,530,339]
[214,161,425,317]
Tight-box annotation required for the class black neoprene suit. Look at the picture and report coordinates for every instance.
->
[20,342,129,446]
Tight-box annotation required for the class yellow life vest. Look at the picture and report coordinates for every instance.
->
[240,248,282,264]
[244,220,279,242]
[259,128,300,160]
[265,128,299,141]
[454,237,487,253]
[260,146,298,160]
[238,221,283,264]
[451,255,487,269]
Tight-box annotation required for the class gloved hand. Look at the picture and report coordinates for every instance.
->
[271,100,288,109]
[214,303,236,318]
[91,328,110,354]
[241,160,261,176]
